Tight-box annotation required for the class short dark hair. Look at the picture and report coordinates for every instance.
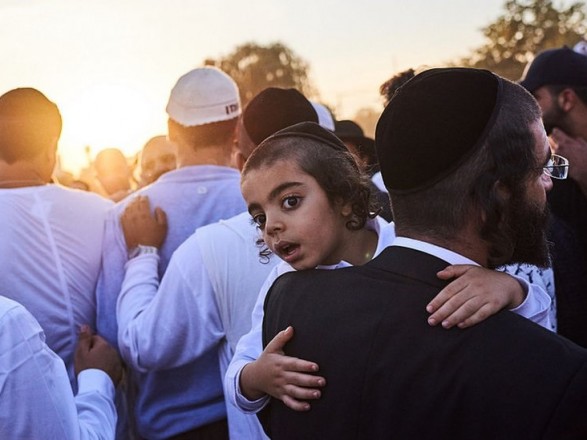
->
[390,79,542,267]
[545,84,587,106]
[243,135,379,231]
[168,117,238,150]
[0,88,62,163]
[379,69,416,107]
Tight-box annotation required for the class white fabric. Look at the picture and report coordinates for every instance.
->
[227,226,553,414]
[371,171,387,192]
[501,263,557,332]
[98,165,246,439]
[166,66,241,126]
[0,296,116,440]
[117,211,280,439]
[0,184,112,390]
[226,217,394,414]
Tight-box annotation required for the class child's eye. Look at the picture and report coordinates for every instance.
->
[282,196,300,209]
[251,213,267,229]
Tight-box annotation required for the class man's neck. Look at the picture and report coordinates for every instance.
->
[176,143,233,168]
[0,161,49,188]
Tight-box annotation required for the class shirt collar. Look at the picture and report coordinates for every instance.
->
[391,236,479,266]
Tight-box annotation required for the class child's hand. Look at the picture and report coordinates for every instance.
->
[240,326,326,411]
[121,195,167,250]
[426,265,525,329]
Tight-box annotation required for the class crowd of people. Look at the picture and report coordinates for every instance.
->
[1,41,587,440]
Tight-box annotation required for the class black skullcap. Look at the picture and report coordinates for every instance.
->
[375,68,503,194]
[242,88,318,146]
[260,121,348,152]
[334,120,375,149]
[519,46,587,93]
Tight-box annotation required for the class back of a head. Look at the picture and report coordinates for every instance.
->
[519,46,587,94]
[94,147,131,195]
[166,66,241,148]
[376,68,541,256]
[0,88,62,163]
[238,87,318,158]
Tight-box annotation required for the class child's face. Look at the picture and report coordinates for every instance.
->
[241,159,352,270]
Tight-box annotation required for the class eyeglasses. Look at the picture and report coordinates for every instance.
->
[542,154,569,180]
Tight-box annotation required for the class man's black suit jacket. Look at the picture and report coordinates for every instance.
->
[262,246,587,439]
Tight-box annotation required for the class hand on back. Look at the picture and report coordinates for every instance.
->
[75,325,123,386]
[240,326,326,411]
[120,195,168,250]
[427,265,524,329]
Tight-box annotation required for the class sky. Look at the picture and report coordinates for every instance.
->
[0,0,546,173]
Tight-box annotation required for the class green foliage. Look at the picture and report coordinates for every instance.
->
[461,0,587,80]
[206,42,316,106]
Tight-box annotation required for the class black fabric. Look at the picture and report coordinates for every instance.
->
[520,46,587,93]
[261,121,349,153]
[166,418,228,440]
[334,120,375,150]
[375,68,503,194]
[261,246,587,439]
[242,88,318,145]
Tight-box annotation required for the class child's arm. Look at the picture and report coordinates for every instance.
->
[426,265,552,329]
[239,326,326,412]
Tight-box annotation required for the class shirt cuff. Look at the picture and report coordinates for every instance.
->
[77,369,116,401]
[234,367,270,413]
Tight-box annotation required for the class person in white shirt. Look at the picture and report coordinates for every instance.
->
[0,295,122,440]
[0,87,113,391]
[116,87,321,439]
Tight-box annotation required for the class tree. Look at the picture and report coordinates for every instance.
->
[460,0,587,80]
[206,42,316,106]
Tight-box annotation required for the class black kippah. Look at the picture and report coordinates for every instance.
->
[375,68,503,194]
[260,121,348,152]
[243,88,318,145]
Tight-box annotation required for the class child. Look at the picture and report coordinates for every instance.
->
[225,122,551,414]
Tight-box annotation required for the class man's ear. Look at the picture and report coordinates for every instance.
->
[167,119,179,143]
[557,88,576,113]
[480,180,510,223]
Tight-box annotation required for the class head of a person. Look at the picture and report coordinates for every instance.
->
[139,135,177,186]
[166,66,240,151]
[334,120,378,175]
[377,67,554,269]
[310,101,335,131]
[519,46,587,134]
[0,88,62,177]
[241,122,378,269]
[379,68,416,107]
[235,87,319,169]
[94,148,132,196]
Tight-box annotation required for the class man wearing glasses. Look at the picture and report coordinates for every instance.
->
[260,69,587,439]
[520,46,587,347]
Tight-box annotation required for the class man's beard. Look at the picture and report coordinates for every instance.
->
[505,192,551,268]
[542,104,566,135]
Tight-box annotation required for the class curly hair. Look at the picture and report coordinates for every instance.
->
[242,135,380,260]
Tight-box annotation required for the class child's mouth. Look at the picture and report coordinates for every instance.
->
[276,241,300,262]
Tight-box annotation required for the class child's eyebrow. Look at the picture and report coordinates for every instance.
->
[267,181,303,202]
[247,181,304,214]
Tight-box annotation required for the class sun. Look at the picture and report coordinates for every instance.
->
[58,82,167,175]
